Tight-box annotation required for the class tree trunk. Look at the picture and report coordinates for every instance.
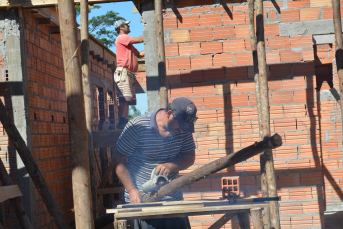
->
[57,0,94,228]
[155,0,168,108]
[332,0,343,144]
[255,0,280,228]
[0,99,69,229]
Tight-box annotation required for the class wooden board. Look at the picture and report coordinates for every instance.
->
[107,200,269,220]
[0,185,22,203]
[0,0,126,8]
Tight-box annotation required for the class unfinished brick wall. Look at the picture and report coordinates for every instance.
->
[162,0,343,228]
[0,10,118,229]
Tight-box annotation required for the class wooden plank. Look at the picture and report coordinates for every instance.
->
[96,187,125,195]
[115,204,204,214]
[0,185,22,203]
[93,130,122,148]
[0,0,127,8]
[208,212,236,229]
[89,74,114,93]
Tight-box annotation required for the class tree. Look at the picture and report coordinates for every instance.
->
[75,5,125,47]
[128,106,142,120]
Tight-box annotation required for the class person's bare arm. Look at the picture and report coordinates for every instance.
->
[155,150,195,176]
[114,150,142,203]
[129,35,144,44]
[139,51,145,58]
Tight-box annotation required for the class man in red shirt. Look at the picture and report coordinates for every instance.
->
[114,20,144,129]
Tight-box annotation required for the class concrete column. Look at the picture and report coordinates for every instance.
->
[142,0,161,112]
[0,9,36,227]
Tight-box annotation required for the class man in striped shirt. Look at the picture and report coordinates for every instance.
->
[114,97,198,229]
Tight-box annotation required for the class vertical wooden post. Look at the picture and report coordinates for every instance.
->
[57,0,94,228]
[332,0,343,143]
[237,212,250,229]
[255,0,280,228]
[251,208,263,229]
[154,0,168,108]
[248,0,270,227]
[0,158,33,229]
[0,99,68,229]
[80,0,97,218]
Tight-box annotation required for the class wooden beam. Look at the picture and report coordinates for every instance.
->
[0,159,33,229]
[255,0,280,228]
[208,212,236,229]
[142,134,282,203]
[92,130,122,148]
[57,0,94,228]
[36,18,51,25]
[81,0,97,220]
[155,0,168,108]
[96,187,125,195]
[0,0,129,8]
[237,212,250,229]
[0,100,68,228]
[251,208,263,229]
[49,26,60,34]
[332,0,343,144]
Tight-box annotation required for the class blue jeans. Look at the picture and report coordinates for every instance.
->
[133,217,191,229]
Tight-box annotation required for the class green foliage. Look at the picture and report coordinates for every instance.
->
[129,106,147,120]
[75,5,125,47]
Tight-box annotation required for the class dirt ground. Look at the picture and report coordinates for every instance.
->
[325,211,343,229]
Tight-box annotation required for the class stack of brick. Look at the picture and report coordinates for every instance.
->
[162,0,343,227]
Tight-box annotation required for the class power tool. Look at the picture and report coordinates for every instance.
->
[142,167,169,194]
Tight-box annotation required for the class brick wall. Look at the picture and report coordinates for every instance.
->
[162,0,343,228]
[1,10,118,229]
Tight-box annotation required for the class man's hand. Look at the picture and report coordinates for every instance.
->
[138,51,145,58]
[128,188,143,204]
[155,163,173,177]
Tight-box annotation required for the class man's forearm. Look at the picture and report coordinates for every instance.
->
[116,162,136,192]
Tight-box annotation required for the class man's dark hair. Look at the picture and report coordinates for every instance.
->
[115,27,120,34]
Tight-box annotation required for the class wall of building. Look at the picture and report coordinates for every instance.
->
[0,8,118,229]
[161,0,343,228]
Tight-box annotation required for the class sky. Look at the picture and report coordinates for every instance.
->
[81,2,148,114]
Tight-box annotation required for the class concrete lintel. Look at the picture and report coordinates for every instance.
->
[89,74,114,92]
[279,19,343,37]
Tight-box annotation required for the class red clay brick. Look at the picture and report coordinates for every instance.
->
[190,7,211,13]
[213,26,235,40]
[167,71,181,84]
[178,15,200,28]
[222,12,246,25]
[280,49,302,63]
[226,66,248,80]
[200,14,222,27]
[266,50,281,64]
[201,41,223,54]
[227,94,249,107]
[170,84,193,97]
[272,91,294,105]
[310,0,331,7]
[224,39,245,52]
[193,83,215,96]
[281,10,300,22]
[191,28,212,41]
[166,9,188,16]
[282,77,305,90]
[279,173,300,187]
[235,25,250,38]
[163,17,177,29]
[293,62,315,76]
[213,53,235,67]
[290,35,313,48]
[268,36,290,50]
[303,49,315,61]
[180,70,203,83]
[300,8,321,21]
[288,0,310,8]
[165,44,179,57]
[203,68,226,81]
[265,23,280,36]
[204,96,225,109]
[179,42,200,56]
[191,55,212,69]
[168,57,191,70]
[301,172,323,186]
[280,203,302,215]
[235,52,253,66]
[169,30,190,43]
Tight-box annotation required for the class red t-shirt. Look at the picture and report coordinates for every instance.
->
[116,34,139,72]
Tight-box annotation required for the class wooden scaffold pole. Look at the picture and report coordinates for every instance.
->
[57,0,94,228]
[332,0,343,143]
[155,0,168,108]
[255,0,281,228]
[80,0,97,218]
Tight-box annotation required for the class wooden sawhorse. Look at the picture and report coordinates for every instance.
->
[107,199,269,229]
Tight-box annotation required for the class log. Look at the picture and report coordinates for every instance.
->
[251,208,263,229]
[155,0,168,108]
[237,212,250,229]
[255,0,280,228]
[0,158,33,229]
[208,213,235,229]
[57,0,94,228]
[81,0,97,218]
[0,99,68,228]
[332,0,343,144]
[142,133,282,203]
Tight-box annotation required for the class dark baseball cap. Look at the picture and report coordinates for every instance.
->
[170,97,198,133]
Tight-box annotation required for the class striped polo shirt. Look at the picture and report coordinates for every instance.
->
[116,108,196,203]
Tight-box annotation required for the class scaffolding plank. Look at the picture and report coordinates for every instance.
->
[0,0,126,8]
[0,185,22,203]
